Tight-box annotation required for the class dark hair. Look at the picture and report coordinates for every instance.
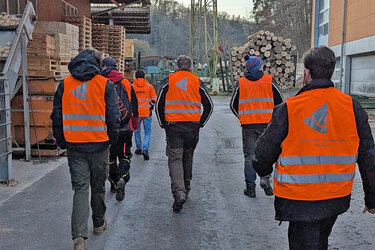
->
[303,46,336,79]
[135,70,145,78]
[177,55,192,71]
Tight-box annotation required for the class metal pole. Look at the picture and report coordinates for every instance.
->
[228,44,234,92]
[219,58,225,92]
[223,47,230,92]
[338,0,347,92]
[21,33,31,161]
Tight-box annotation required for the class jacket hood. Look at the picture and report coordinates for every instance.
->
[133,78,148,87]
[245,70,264,81]
[68,52,101,81]
[101,68,124,83]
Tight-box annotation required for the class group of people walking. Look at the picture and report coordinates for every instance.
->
[51,45,375,250]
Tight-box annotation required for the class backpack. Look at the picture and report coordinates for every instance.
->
[114,81,132,128]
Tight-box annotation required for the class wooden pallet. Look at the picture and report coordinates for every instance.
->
[31,139,66,157]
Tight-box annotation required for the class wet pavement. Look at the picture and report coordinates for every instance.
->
[0,96,374,250]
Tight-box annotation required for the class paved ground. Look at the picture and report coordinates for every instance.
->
[0,96,374,250]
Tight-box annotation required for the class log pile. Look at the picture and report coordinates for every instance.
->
[0,42,11,57]
[0,14,21,26]
[231,30,297,89]
[63,15,92,51]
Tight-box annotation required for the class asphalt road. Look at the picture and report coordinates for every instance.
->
[0,96,374,250]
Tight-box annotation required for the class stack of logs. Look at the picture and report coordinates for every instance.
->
[231,30,297,89]
[0,13,21,26]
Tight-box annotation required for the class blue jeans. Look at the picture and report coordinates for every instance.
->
[242,127,271,187]
[134,116,152,151]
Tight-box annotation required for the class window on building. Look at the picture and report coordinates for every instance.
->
[315,0,330,46]
[62,1,78,17]
[0,0,37,15]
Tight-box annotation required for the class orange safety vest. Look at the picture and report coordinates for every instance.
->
[121,78,132,101]
[132,78,156,117]
[274,87,359,201]
[238,74,274,125]
[165,71,201,122]
[62,75,109,143]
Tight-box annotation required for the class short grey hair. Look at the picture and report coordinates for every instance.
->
[177,55,192,71]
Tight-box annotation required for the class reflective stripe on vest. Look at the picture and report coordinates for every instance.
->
[238,75,274,125]
[274,87,359,201]
[165,71,202,122]
[62,75,109,143]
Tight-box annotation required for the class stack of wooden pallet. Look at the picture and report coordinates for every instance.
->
[63,15,92,51]
[125,39,135,58]
[230,30,297,89]
[92,24,110,54]
[93,24,127,73]
[0,13,21,26]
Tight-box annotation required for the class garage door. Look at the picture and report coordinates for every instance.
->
[350,54,375,97]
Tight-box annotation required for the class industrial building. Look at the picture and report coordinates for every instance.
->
[311,0,375,100]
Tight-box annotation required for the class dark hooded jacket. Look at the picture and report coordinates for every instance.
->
[50,51,121,152]
[101,67,139,118]
[230,71,284,129]
[252,79,375,222]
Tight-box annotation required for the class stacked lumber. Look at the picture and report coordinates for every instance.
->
[231,30,297,89]
[27,31,55,58]
[63,15,92,51]
[0,13,21,26]
[124,39,135,58]
[0,42,11,57]
[92,24,127,73]
[36,21,79,60]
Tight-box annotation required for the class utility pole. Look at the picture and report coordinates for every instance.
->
[190,0,218,80]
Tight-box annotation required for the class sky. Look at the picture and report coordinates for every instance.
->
[174,0,254,18]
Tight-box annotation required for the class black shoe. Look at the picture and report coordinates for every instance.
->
[135,149,142,155]
[115,179,125,201]
[244,186,256,198]
[173,194,186,212]
[260,178,273,196]
[142,150,149,160]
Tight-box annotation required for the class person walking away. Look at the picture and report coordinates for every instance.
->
[230,54,283,198]
[101,57,139,201]
[51,49,121,250]
[252,46,375,249]
[156,55,213,212]
[132,70,157,160]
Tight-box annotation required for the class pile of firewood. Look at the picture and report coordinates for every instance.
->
[231,30,297,89]
[0,13,21,26]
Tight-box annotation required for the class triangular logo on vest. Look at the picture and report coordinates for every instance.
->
[72,81,88,101]
[176,78,188,91]
[304,103,328,134]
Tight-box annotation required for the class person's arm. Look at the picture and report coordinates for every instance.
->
[252,103,289,177]
[230,83,239,117]
[353,99,375,210]
[155,78,168,128]
[105,80,121,144]
[50,81,66,149]
[199,80,214,127]
[272,82,284,106]
[130,87,139,117]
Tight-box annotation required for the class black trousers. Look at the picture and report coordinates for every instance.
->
[109,131,132,184]
[288,215,338,250]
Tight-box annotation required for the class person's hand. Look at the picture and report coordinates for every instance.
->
[362,206,375,214]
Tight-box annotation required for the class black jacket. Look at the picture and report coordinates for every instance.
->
[252,79,375,222]
[230,73,284,129]
[50,52,121,153]
[155,71,214,136]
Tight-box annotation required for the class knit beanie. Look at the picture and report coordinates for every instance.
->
[244,54,263,73]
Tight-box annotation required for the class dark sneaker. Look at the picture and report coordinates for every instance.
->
[93,219,107,236]
[173,194,186,212]
[244,186,256,198]
[73,237,86,250]
[185,188,191,199]
[260,178,273,196]
[142,150,149,160]
[115,179,125,201]
[135,149,142,155]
